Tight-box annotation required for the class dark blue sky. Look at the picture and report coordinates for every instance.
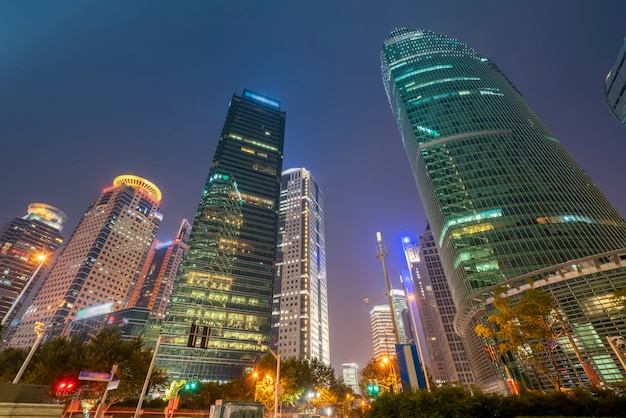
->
[1,1,625,373]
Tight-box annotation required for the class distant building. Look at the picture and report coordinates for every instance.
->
[342,363,360,395]
[158,90,285,381]
[389,289,411,344]
[0,204,66,328]
[605,37,626,126]
[128,219,191,318]
[402,229,474,387]
[9,175,162,348]
[370,304,395,360]
[272,168,330,365]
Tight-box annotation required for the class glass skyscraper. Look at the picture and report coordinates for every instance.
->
[382,29,626,391]
[158,90,285,381]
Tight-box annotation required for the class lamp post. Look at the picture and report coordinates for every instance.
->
[380,356,400,393]
[258,341,280,418]
[2,254,47,327]
[13,321,46,383]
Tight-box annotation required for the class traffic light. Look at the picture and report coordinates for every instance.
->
[56,380,77,396]
[366,380,380,397]
[200,326,210,349]
[187,324,210,349]
[183,379,199,391]
[187,323,198,347]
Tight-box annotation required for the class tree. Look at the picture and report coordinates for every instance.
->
[80,327,168,411]
[0,347,27,382]
[476,287,601,391]
[25,336,84,387]
[475,288,563,391]
[612,288,626,315]
[359,358,389,396]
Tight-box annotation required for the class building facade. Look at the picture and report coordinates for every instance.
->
[402,229,474,386]
[342,363,360,395]
[9,175,162,347]
[158,90,285,381]
[390,288,411,345]
[0,204,66,329]
[381,28,626,391]
[272,168,330,364]
[128,219,191,318]
[370,304,396,360]
[605,37,626,126]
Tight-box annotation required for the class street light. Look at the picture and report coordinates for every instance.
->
[13,321,46,383]
[258,341,280,418]
[380,356,400,393]
[2,253,47,327]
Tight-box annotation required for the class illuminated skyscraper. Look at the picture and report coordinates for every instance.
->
[402,229,474,386]
[272,168,329,364]
[389,288,411,345]
[382,29,626,391]
[128,219,191,318]
[605,37,626,126]
[158,90,285,381]
[9,175,162,348]
[370,304,395,360]
[0,204,66,328]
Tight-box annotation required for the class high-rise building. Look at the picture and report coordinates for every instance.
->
[389,288,411,345]
[0,204,66,328]
[402,229,474,386]
[370,304,395,360]
[605,37,626,126]
[128,219,191,318]
[9,175,162,347]
[382,29,626,391]
[342,363,360,395]
[272,168,330,364]
[158,90,285,381]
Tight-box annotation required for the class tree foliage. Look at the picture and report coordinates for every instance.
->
[475,288,563,391]
[0,326,167,410]
[613,287,626,315]
[359,357,398,395]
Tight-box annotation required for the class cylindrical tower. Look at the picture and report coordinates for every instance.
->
[381,28,626,391]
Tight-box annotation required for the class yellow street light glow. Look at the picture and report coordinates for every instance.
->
[113,175,162,202]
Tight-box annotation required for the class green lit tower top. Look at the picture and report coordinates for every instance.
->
[158,90,285,381]
[382,29,626,388]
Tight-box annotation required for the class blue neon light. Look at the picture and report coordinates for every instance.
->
[243,90,281,109]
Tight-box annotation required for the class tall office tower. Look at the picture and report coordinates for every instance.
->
[9,175,162,348]
[389,288,411,344]
[605,37,626,126]
[402,229,474,386]
[272,168,330,364]
[0,204,66,327]
[128,219,191,318]
[342,363,360,395]
[370,304,396,360]
[159,90,285,381]
[382,29,626,391]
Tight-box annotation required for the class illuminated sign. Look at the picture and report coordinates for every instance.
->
[243,90,280,109]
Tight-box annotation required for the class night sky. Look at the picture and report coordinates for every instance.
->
[1,1,625,375]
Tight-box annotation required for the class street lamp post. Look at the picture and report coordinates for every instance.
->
[12,321,46,383]
[2,254,47,327]
[258,341,280,418]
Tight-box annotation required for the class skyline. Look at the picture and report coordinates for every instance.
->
[1,1,626,373]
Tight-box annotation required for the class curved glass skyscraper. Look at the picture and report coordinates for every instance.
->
[381,28,626,391]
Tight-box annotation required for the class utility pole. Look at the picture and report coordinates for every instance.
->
[375,232,401,345]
